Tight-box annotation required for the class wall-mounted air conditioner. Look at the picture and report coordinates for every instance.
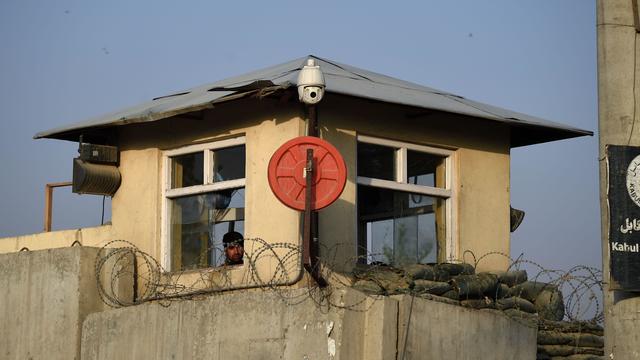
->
[72,138,121,196]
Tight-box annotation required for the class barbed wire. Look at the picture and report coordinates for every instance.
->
[94,240,603,325]
[463,250,603,324]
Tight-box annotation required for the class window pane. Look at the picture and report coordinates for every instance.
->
[212,146,245,182]
[408,192,433,209]
[394,215,418,264]
[358,186,443,265]
[171,153,204,188]
[170,188,245,270]
[418,213,437,264]
[358,142,396,181]
[367,220,393,264]
[407,150,446,188]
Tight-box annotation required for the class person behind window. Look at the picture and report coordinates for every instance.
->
[223,231,244,266]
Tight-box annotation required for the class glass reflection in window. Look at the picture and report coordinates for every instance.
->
[171,153,204,189]
[407,150,445,188]
[211,146,245,182]
[358,186,444,265]
[170,188,245,270]
[357,142,396,181]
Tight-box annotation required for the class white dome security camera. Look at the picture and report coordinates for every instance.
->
[297,58,325,105]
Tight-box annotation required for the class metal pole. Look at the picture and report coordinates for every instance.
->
[303,148,314,268]
[303,105,326,286]
[43,181,72,232]
[308,104,320,269]
[308,105,318,137]
[44,185,53,232]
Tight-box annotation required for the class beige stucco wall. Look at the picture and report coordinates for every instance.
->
[457,146,511,270]
[318,95,511,272]
[110,148,162,260]
[0,94,511,273]
[111,98,305,282]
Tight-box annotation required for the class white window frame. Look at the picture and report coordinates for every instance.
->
[161,136,246,270]
[356,134,457,262]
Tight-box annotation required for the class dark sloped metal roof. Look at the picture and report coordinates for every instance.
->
[34,55,592,147]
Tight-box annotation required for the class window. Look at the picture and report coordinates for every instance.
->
[162,137,246,271]
[357,135,454,265]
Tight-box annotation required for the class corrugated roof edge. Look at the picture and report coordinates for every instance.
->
[34,55,593,146]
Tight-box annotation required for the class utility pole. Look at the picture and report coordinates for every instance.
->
[598,0,640,357]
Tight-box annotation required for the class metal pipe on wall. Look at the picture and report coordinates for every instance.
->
[43,181,72,232]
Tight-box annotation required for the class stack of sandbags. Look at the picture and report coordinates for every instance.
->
[406,263,473,297]
[350,263,565,321]
[351,263,413,295]
[509,281,565,321]
[536,320,604,360]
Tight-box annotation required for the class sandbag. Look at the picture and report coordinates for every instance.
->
[436,262,475,276]
[539,353,602,360]
[537,331,603,348]
[450,273,498,299]
[537,330,572,346]
[402,264,436,281]
[434,269,453,282]
[538,320,603,336]
[495,283,511,299]
[535,288,565,321]
[501,308,539,323]
[493,270,528,287]
[549,354,604,360]
[413,279,451,295]
[572,333,604,348]
[352,265,412,293]
[461,299,496,309]
[537,345,604,357]
[352,279,384,294]
[353,265,403,282]
[496,296,536,313]
[441,289,459,300]
[509,281,558,302]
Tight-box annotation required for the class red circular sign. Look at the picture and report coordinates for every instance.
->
[268,136,347,211]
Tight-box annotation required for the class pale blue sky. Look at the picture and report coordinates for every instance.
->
[0,1,598,272]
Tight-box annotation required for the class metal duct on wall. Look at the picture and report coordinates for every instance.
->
[72,158,121,196]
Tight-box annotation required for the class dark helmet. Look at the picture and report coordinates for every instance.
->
[223,231,244,247]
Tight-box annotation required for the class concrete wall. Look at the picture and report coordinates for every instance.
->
[82,289,342,360]
[597,0,640,358]
[395,295,537,360]
[0,246,127,360]
[80,288,536,360]
[0,245,536,359]
[0,225,113,254]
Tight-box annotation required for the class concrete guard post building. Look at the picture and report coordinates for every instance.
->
[0,56,592,359]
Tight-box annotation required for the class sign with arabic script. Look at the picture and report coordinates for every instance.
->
[608,145,640,290]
